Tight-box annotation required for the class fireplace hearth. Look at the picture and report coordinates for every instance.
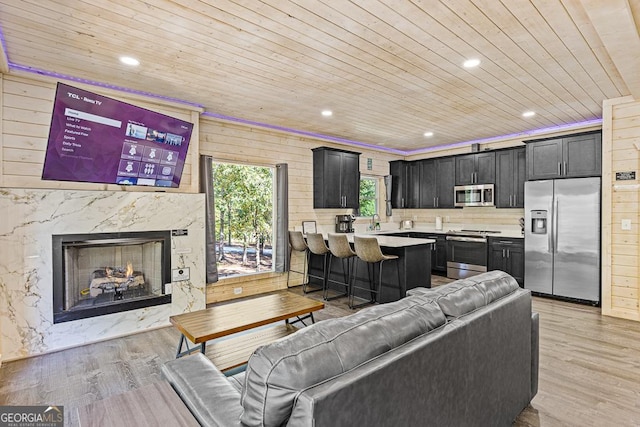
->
[52,231,172,323]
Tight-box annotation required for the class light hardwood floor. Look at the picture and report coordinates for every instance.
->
[1,277,640,426]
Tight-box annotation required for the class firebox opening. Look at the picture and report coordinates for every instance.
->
[53,231,172,323]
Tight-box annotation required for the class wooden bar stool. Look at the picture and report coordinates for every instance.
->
[287,231,309,288]
[325,233,357,301]
[350,236,401,309]
[304,233,330,294]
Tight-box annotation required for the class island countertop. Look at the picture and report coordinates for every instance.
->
[319,232,435,248]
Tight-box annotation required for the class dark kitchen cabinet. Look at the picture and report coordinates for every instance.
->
[495,147,525,208]
[455,152,496,185]
[426,234,447,273]
[313,147,361,209]
[419,157,455,208]
[488,237,524,286]
[526,131,601,180]
[390,160,420,208]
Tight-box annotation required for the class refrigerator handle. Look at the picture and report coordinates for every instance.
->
[554,199,559,253]
[548,200,554,253]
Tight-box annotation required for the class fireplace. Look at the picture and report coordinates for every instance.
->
[52,231,172,323]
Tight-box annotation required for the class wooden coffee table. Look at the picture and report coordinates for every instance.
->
[169,290,324,371]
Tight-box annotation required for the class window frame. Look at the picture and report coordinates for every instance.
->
[211,160,277,279]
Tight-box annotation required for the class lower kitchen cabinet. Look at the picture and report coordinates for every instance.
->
[488,237,524,286]
[425,234,447,273]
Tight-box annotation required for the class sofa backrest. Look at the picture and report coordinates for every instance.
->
[239,294,447,426]
[408,270,520,317]
[289,286,534,427]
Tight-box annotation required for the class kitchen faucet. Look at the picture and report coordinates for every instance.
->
[371,214,381,231]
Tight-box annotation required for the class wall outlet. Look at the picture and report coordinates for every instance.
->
[622,219,632,230]
[172,267,190,282]
[234,287,243,295]
[412,215,418,220]
[164,283,172,294]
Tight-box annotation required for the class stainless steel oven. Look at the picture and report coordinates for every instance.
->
[446,234,488,279]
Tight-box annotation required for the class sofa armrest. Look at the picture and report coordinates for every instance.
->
[162,353,243,427]
[530,312,539,399]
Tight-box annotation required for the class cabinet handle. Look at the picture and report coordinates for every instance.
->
[502,249,506,258]
[507,249,510,258]
[514,194,517,206]
[509,195,513,207]
[401,197,405,208]
[564,162,567,176]
[558,162,561,176]
[433,197,436,207]
[436,196,439,207]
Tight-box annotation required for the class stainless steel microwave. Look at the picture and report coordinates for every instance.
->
[454,184,495,207]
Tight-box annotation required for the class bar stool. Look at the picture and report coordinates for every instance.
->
[350,236,402,309]
[304,233,330,294]
[287,231,309,288]
[325,233,356,300]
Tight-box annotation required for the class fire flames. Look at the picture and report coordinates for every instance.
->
[105,262,134,279]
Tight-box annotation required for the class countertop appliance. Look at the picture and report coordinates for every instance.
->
[445,229,500,279]
[454,184,495,207]
[400,219,414,230]
[335,214,355,233]
[524,177,600,303]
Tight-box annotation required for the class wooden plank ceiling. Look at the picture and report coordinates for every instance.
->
[0,0,636,153]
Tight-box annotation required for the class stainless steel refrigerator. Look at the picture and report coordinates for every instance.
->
[524,177,600,303]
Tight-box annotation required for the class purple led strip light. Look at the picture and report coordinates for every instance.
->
[3,51,602,156]
[403,118,603,156]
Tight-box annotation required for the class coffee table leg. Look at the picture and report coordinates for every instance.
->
[176,334,206,358]
[286,312,316,327]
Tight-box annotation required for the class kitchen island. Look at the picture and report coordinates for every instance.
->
[307,233,435,304]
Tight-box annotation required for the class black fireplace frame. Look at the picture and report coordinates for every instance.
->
[52,231,172,323]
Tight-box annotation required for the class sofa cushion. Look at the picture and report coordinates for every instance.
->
[239,294,446,427]
[408,271,520,317]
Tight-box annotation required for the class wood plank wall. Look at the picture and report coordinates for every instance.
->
[602,96,640,321]
[0,73,202,192]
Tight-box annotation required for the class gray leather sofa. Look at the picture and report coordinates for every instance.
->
[162,270,539,426]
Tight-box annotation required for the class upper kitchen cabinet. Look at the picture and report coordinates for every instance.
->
[495,147,525,208]
[419,157,455,208]
[313,147,361,209]
[455,152,496,185]
[526,131,601,180]
[390,160,420,208]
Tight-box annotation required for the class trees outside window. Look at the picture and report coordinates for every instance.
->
[213,162,274,277]
[359,177,378,217]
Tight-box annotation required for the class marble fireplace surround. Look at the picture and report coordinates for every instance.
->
[0,189,207,362]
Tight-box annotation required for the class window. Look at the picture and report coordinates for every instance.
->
[212,162,275,278]
[359,177,378,217]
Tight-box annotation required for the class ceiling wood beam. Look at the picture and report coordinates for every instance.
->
[581,0,640,99]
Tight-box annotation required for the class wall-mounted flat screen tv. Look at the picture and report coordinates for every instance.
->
[42,82,194,188]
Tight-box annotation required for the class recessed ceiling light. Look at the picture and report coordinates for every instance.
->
[423,131,434,137]
[463,58,481,68]
[321,110,333,117]
[522,111,536,118]
[119,56,140,66]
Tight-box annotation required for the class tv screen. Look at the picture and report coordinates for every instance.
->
[42,82,194,188]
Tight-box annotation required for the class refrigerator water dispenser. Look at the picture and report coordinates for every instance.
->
[531,210,547,234]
